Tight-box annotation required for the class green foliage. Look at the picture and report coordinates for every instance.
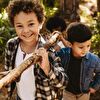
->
[42,0,58,17]
[0,9,15,59]
[45,7,58,17]
[91,13,100,57]
[0,0,10,12]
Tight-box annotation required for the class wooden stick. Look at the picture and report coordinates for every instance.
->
[0,71,10,76]
[0,54,41,89]
[0,31,61,89]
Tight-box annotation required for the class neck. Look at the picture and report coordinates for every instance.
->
[20,40,38,54]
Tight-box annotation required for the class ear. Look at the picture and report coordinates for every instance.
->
[68,41,72,47]
[39,24,42,29]
[39,21,44,29]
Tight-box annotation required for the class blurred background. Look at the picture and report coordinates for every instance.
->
[0,0,100,100]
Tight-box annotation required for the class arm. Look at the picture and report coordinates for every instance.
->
[48,61,68,89]
[90,56,100,92]
[36,48,68,89]
[58,34,71,47]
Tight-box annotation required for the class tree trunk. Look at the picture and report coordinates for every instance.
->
[97,0,100,12]
[56,0,80,23]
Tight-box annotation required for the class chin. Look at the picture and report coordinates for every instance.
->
[80,55,85,57]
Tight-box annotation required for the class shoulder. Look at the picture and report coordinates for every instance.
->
[6,37,19,50]
[55,47,70,57]
[86,52,100,63]
[57,47,70,54]
[7,37,19,44]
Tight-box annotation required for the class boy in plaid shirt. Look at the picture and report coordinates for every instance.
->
[5,0,68,100]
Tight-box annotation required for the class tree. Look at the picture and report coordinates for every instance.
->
[97,0,100,12]
[0,0,9,12]
[56,0,80,22]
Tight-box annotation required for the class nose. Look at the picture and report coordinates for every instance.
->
[22,27,29,33]
[83,47,89,54]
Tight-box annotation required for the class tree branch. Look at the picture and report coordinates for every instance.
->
[0,31,61,89]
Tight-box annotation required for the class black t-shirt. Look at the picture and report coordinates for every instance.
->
[66,51,82,94]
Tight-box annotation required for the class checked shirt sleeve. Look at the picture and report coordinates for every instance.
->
[47,51,68,89]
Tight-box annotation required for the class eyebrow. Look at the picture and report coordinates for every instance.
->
[28,20,34,23]
[15,22,22,25]
[15,20,34,25]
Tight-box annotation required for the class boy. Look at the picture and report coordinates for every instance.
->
[56,22,100,100]
[46,16,71,51]
[5,0,68,100]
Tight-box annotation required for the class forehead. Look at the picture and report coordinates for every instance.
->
[73,40,91,46]
[14,11,38,23]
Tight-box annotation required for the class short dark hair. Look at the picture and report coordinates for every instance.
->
[46,16,67,32]
[6,0,45,26]
[67,22,92,43]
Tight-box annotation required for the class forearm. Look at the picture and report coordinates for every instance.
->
[61,38,70,47]
[90,74,100,90]
[48,64,68,88]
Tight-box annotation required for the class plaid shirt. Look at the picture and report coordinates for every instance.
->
[5,37,68,100]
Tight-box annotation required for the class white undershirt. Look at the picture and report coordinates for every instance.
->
[15,44,35,100]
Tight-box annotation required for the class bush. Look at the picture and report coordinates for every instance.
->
[0,9,15,62]
[91,12,100,57]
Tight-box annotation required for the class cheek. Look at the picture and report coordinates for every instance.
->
[72,48,80,54]
[16,30,21,36]
[28,27,39,35]
[15,28,22,35]
[75,48,82,54]
[32,26,40,33]
[88,47,91,51]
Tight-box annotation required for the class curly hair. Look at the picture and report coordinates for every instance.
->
[6,0,45,26]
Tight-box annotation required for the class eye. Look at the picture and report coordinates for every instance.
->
[29,23,34,27]
[87,45,90,48]
[16,25,23,28]
[79,47,83,49]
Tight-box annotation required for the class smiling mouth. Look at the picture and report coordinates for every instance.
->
[23,34,33,38]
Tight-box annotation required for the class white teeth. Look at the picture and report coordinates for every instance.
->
[23,34,32,38]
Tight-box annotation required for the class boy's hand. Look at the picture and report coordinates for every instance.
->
[89,88,96,94]
[35,48,50,76]
[58,34,64,41]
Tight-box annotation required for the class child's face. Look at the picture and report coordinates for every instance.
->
[71,40,91,58]
[14,11,42,43]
